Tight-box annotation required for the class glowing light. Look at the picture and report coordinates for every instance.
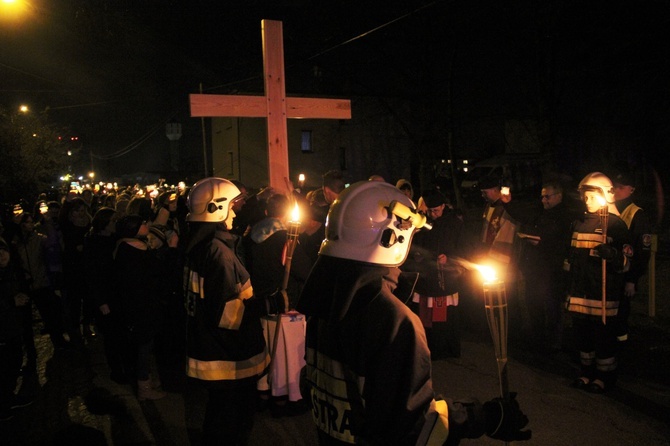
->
[1,0,31,24]
[475,264,499,284]
[596,195,607,207]
[19,104,28,113]
[298,173,305,183]
[290,202,301,223]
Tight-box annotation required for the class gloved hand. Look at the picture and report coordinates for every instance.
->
[483,392,531,442]
[595,243,617,260]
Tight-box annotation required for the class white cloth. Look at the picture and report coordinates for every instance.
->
[257,312,306,401]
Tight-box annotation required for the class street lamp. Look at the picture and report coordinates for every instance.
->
[1,0,28,22]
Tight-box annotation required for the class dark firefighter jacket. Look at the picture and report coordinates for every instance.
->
[184,224,269,381]
[297,255,486,446]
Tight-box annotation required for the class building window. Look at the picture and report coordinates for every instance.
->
[301,130,313,153]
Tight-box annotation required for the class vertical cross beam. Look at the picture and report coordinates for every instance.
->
[189,20,351,192]
[262,20,290,192]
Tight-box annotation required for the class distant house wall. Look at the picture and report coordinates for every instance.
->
[210,97,418,191]
[209,97,545,194]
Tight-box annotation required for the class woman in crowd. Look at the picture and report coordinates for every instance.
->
[113,215,166,400]
[83,207,133,384]
[60,197,94,343]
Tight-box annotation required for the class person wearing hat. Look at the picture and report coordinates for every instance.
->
[476,175,529,345]
[477,175,520,267]
[613,172,653,343]
[566,172,631,393]
[183,178,269,444]
[404,188,467,358]
[296,181,531,445]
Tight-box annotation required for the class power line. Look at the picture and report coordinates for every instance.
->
[307,0,442,61]
[92,118,168,160]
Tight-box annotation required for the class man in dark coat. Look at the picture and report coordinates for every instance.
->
[404,189,467,358]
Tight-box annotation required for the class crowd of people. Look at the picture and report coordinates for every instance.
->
[0,166,652,444]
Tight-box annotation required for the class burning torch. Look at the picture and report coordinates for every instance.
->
[267,200,302,389]
[477,264,510,400]
[598,195,609,325]
[280,201,302,313]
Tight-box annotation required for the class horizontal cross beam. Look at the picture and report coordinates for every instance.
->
[189,94,351,120]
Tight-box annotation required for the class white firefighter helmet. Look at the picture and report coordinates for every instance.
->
[578,172,615,203]
[186,177,241,223]
[319,180,430,267]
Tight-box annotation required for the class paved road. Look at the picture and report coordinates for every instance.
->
[1,314,669,446]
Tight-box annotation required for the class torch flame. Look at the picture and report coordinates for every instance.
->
[596,195,607,208]
[290,202,301,223]
[475,264,499,284]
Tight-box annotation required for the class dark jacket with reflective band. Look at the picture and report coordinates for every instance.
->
[298,256,485,445]
[616,197,652,286]
[185,227,269,381]
[566,213,631,317]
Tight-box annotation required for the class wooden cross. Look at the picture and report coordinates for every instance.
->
[190,19,351,192]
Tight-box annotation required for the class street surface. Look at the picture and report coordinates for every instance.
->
[1,312,668,446]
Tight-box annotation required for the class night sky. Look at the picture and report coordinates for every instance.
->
[2,0,670,205]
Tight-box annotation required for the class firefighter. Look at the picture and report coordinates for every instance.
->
[613,172,653,342]
[183,177,269,445]
[566,172,632,393]
[297,180,531,445]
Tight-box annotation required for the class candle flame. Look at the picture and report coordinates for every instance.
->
[299,173,305,182]
[291,202,301,222]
